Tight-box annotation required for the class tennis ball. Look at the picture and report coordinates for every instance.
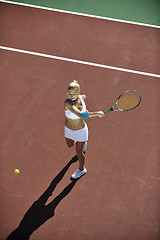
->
[14,169,20,174]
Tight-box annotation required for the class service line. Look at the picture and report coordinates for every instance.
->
[1,46,160,78]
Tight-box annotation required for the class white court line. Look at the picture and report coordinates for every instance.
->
[1,46,160,78]
[1,0,160,29]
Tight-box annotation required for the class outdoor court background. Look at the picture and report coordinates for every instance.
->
[0,1,160,240]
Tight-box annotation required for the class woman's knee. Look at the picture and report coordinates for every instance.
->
[76,144,85,155]
[76,149,83,155]
[68,144,72,148]
[76,142,84,154]
[66,139,74,148]
[67,142,74,148]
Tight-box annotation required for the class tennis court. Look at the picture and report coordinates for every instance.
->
[0,1,160,239]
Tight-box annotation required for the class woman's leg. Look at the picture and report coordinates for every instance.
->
[71,142,87,179]
[66,138,75,148]
[76,142,85,170]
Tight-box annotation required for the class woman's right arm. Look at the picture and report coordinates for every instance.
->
[65,98,104,118]
[88,111,104,118]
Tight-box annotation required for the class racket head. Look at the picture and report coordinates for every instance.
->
[116,90,141,111]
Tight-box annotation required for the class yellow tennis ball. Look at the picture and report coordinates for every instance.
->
[14,169,20,174]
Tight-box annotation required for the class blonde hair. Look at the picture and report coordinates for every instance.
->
[68,80,80,91]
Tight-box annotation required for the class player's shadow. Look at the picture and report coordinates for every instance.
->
[6,155,79,240]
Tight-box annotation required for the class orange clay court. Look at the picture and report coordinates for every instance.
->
[0,1,160,240]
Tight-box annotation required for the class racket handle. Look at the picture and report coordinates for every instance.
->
[104,108,113,114]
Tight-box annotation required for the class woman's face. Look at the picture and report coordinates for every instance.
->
[68,89,79,101]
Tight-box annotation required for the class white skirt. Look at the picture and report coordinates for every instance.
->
[64,123,88,142]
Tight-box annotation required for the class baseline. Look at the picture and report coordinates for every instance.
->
[1,0,160,29]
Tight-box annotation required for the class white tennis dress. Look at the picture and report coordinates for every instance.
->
[64,95,88,142]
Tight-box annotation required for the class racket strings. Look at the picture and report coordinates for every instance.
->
[117,91,141,111]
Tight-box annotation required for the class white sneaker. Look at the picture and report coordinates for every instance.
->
[71,167,87,179]
[84,141,88,151]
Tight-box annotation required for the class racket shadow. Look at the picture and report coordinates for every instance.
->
[6,155,79,240]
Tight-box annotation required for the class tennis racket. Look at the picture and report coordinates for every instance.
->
[104,90,141,114]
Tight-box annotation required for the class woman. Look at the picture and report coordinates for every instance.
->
[64,80,104,179]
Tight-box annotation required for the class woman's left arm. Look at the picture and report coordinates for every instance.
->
[81,95,88,111]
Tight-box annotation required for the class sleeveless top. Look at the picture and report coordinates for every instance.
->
[65,95,86,120]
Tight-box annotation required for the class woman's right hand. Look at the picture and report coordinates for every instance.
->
[97,111,105,118]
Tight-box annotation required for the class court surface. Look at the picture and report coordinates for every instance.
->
[0,1,160,240]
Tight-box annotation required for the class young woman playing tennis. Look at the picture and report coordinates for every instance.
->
[64,80,104,180]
